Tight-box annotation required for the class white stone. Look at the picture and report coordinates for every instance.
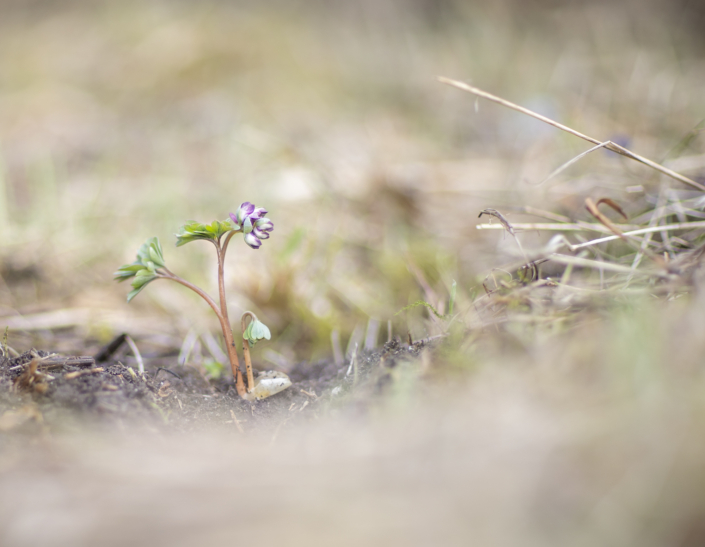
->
[246,371,292,401]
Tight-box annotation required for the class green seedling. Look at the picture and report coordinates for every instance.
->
[115,202,289,400]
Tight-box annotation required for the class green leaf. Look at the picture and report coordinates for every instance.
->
[448,280,457,315]
[126,270,158,302]
[395,300,446,320]
[127,284,151,302]
[243,318,271,347]
[203,359,225,379]
[114,264,144,281]
[251,320,271,341]
[115,237,166,286]
[175,219,240,247]
[149,243,165,268]
[132,237,166,267]
[135,240,151,264]
[133,269,156,285]
[175,221,211,247]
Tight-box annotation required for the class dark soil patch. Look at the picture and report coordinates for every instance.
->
[0,338,429,435]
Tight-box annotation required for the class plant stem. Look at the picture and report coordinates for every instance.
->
[221,230,237,259]
[240,311,256,393]
[159,269,222,319]
[214,235,248,396]
[159,268,247,398]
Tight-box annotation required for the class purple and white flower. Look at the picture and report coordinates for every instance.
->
[244,232,262,249]
[232,202,268,226]
[229,201,273,249]
[253,217,274,240]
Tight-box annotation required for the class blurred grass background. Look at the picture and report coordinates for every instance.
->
[0,0,704,366]
[5,2,705,545]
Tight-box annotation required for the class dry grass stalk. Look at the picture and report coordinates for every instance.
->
[477,222,637,233]
[438,77,705,192]
[548,255,669,277]
[65,368,104,380]
[125,336,144,374]
[479,208,528,262]
[535,141,611,186]
[477,220,705,237]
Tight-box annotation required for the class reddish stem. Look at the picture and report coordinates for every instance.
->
[159,267,247,398]
[240,311,256,393]
[214,231,247,395]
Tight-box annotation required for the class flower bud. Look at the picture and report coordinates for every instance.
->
[230,202,273,249]
[235,202,255,224]
[253,217,273,240]
[228,212,241,229]
[244,232,262,249]
[255,217,273,230]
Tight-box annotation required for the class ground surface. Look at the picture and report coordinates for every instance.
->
[0,338,427,435]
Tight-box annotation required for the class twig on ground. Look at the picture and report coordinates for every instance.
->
[65,367,104,380]
[95,333,127,362]
[411,333,450,345]
[8,355,94,371]
[154,367,181,380]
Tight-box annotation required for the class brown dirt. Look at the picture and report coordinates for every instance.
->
[0,338,429,436]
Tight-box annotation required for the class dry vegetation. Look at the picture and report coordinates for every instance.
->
[2,0,705,545]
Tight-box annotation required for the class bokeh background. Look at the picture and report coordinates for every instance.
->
[2,0,704,366]
[3,2,705,547]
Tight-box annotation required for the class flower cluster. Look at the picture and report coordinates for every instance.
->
[230,202,274,249]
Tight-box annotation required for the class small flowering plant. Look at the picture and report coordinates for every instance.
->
[114,202,291,401]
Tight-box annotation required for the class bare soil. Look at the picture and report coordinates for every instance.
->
[0,337,428,436]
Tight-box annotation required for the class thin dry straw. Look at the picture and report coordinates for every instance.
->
[477,220,705,235]
[478,208,528,261]
[627,186,670,284]
[125,335,144,374]
[477,222,639,233]
[437,77,705,192]
[549,254,670,277]
[535,141,610,186]
[479,220,705,256]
